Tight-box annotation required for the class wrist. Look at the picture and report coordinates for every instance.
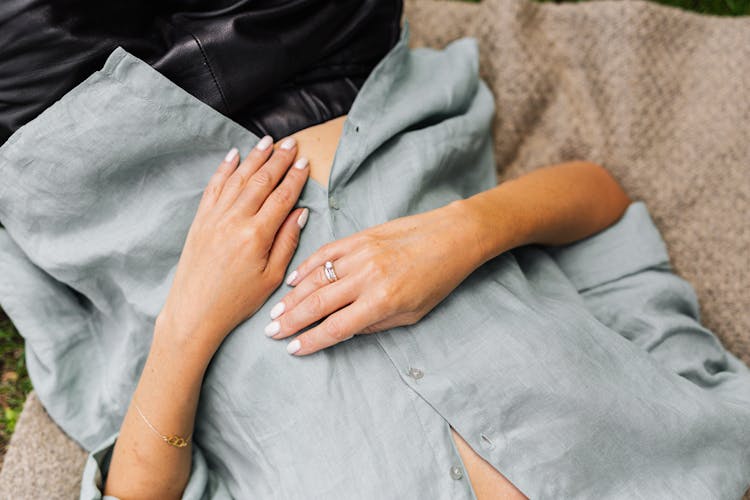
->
[443,198,495,267]
[153,310,224,367]
[143,330,209,394]
[447,191,532,265]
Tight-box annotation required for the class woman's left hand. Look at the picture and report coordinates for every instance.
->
[265,200,487,355]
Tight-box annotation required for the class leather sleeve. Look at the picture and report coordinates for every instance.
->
[0,0,402,144]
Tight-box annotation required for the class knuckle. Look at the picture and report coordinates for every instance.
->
[365,258,387,279]
[225,171,246,190]
[402,311,421,325]
[251,169,273,189]
[240,224,262,244]
[361,325,377,335]
[360,233,378,246]
[372,285,392,307]
[281,291,298,310]
[214,216,233,235]
[318,242,335,258]
[307,292,325,315]
[315,266,329,285]
[201,180,221,201]
[324,316,345,340]
[271,187,293,206]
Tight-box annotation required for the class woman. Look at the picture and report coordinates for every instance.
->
[102,122,629,499]
[1,23,748,500]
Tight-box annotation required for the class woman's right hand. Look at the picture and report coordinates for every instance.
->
[156,135,310,357]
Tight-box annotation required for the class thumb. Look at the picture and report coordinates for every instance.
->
[266,207,308,280]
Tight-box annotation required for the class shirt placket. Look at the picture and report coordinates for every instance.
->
[319,123,476,499]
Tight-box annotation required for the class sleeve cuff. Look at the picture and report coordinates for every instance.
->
[544,201,671,291]
[79,432,232,500]
[80,432,118,500]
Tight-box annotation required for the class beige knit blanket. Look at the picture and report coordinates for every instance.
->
[2,0,748,497]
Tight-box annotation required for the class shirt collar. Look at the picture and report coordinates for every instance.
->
[328,21,411,191]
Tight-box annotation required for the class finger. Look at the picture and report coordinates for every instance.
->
[254,156,310,238]
[264,206,308,284]
[237,135,274,177]
[284,236,361,286]
[266,276,358,340]
[275,252,357,316]
[216,135,274,210]
[198,146,240,210]
[285,300,378,356]
[234,136,299,214]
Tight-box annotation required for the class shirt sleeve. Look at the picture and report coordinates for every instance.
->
[0,230,231,500]
[544,201,750,404]
[80,432,233,500]
[544,201,671,292]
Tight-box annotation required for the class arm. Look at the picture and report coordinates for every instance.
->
[456,161,631,264]
[264,161,631,355]
[104,137,310,499]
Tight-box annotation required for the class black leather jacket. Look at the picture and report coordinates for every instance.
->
[0,0,402,145]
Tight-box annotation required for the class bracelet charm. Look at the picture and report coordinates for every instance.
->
[134,399,192,449]
[164,434,191,448]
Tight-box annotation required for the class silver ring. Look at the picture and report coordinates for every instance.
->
[324,260,338,283]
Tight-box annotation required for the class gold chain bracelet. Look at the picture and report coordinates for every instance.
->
[134,399,192,448]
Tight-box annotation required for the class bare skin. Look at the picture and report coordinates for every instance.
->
[104,116,631,499]
[292,115,528,500]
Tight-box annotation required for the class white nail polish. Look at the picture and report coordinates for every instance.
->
[269,302,285,320]
[224,147,238,163]
[285,270,298,286]
[280,137,297,150]
[255,135,273,151]
[293,157,308,170]
[286,339,301,354]
[264,321,280,337]
[297,208,309,229]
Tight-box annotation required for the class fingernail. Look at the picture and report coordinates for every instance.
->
[224,147,238,163]
[286,339,301,355]
[293,157,308,170]
[264,321,280,337]
[285,270,298,286]
[255,135,273,151]
[280,137,297,150]
[297,208,309,229]
[269,302,285,320]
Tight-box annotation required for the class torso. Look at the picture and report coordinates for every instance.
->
[287,116,528,500]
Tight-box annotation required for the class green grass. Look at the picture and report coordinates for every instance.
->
[538,0,750,15]
[463,0,750,15]
[0,310,32,467]
[0,0,747,467]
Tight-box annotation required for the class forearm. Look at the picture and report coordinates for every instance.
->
[454,161,632,264]
[104,319,217,499]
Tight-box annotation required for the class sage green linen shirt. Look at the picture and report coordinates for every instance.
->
[0,24,749,500]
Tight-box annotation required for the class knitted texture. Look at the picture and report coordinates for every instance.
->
[407,0,750,368]
[2,1,749,498]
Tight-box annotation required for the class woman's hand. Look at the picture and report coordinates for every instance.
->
[264,201,485,356]
[264,161,631,357]
[107,136,311,500]
[156,136,310,357]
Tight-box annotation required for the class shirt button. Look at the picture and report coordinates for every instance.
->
[407,367,424,379]
[328,195,339,210]
[450,465,464,480]
[480,432,495,450]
